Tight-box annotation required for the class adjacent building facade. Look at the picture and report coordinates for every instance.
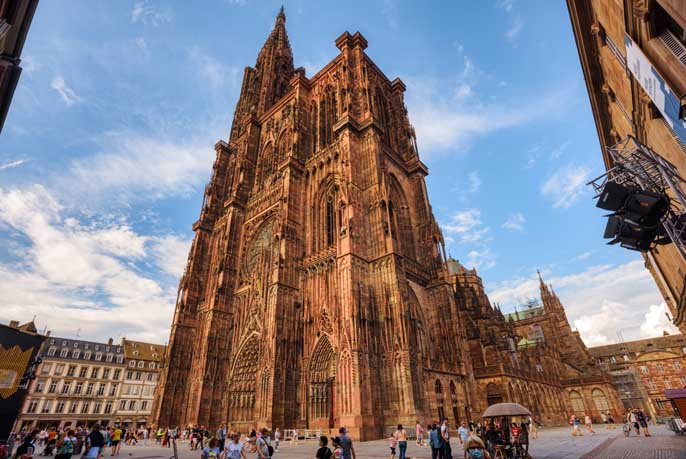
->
[154,9,623,438]
[119,339,165,428]
[589,333,686,419]
[450,261,622,426]
[0,0,38,133]
[13,336,164,430]
[567,0,686,332]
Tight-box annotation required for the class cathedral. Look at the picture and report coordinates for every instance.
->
[153,9,621,439]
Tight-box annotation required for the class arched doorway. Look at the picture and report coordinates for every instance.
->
[486,383,503,406]
[308,336,336,429]
[227,334,260,424]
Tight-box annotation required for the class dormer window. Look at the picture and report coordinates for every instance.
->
[129,361,136,367]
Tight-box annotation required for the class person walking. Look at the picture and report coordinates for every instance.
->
[440,419,451,459]
[393,425,407,459]
[637,409,651,437]
[338,428,355,459]
[570,415,582,436]
[583,414,595,435]
[606,412,615,429]
[273,429,280,452]
[331,437,343,459]
[628,409,639,436]
[216,425,226,452]
[85,425,105,459]
[415,422,424,446]
[110,426,122,456]
[54,430,74,459]
[315,436,332,459]
[255,428,272,459]
[428,423,442,459]
[200,438,220,459]
[386,434,397,459]
[457,422,469,452]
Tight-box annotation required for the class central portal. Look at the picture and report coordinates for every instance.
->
[308,336,336,429]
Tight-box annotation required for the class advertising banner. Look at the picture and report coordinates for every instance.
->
[624,33,686,142]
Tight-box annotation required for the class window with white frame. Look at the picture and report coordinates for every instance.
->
[97,383,105,396]
[119,400,127,410]
[69,401,78,413]
[141,401,149,411]
[79,366,88,378]
[41,400,52,413]
[83,351,91,360]
[55,400,65,413]
[34,380,45,393]
[41,363,52,374]
[640,366,649,374]
[72,350,80,359]
[74,382,83,395]
[137,361,144,368]
[86,382,94,395]
[116,355,123,363]
[106,354,113,362]
[128,361,136,368]
[47,347,56,357]
[149,362,155,369]
[104,402,113,414]
[27,399,38,413]
[113,369,121,380]
[102,368,110,379]
[81,402,89,414]
[674,361,682,371]
[60,349,69,358]
[93,401,102,414]
[54,364,64,375]
[61,381,71,394]
[90,367,99,378]
[48,381,58,393]
[128,400,136,410]
[109,383,118,396]
[95,353,102,361]
[648,380,656,390]
[67,365,76,377]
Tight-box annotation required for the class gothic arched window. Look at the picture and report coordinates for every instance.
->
[319,86,337,149]
[326,194,335,247]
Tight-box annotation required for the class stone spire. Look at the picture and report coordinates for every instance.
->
[229,7,294,139]
[253,6,294,113]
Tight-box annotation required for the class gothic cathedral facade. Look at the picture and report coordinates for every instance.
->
[153,10,475,439]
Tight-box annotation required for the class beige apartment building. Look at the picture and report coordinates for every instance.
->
[14,336,126,429]
[117,339,165,429]
[13,336,164,430]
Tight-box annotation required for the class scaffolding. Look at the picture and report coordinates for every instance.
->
[587,135,686,263]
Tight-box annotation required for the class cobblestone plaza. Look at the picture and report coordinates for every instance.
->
[93,426,685,459]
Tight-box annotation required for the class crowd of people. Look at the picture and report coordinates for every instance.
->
[4,407,660,459]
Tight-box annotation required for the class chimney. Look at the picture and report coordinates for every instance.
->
[9,320,19,328]
[108,338,113,345]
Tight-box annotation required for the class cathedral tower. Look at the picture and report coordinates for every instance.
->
[154,10,471,439]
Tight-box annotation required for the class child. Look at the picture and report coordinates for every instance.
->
[200,438,220,459]
[387,433,397,458]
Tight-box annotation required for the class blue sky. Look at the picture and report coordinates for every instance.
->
[0,0,677,345]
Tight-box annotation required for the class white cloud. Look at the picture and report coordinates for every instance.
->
[0,185,176,343]
[541,164,590,208]
[550,140,571,159]
[406,77,568,157]
[502,212,525,231]
[188,48,241,89]
[467,171,481,193]
[62,134,214,206]
[467,247,496,271]
[573,251,593,261]
[22,55,40,75]
[488,260,667,345]
[496,0,515,12]
[442,209,496,270]
[50,76,80,106]
[382,0,399,29]
[442,209,485,242]
[505,16,523,42]
[151,234,192,278]
[640,302,680,337]
[0,159,28,171]
[131,1,172,27]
